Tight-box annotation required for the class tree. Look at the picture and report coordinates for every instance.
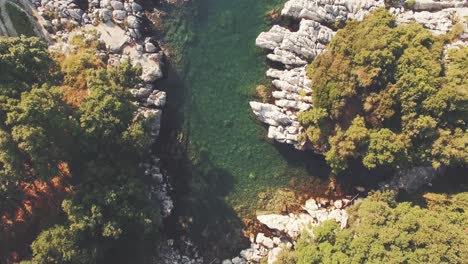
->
[23,226,90,264]
[0,36,58,97]
[300,9,468,173]
[278,191,468,264]
[325,116,369,172]
[0,36,160,263]
[5,87,76,181]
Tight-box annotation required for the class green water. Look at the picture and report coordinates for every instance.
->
[178,0,329,207]
[160,0,330,256]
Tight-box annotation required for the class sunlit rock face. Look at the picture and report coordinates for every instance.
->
[250,0,468,150]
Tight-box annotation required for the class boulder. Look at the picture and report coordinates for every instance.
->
[130,86,153,99]
[141,63,164,82]
[131,2,143,12]
[256,233,275,249]
[145,42,158,53]
[111,0,124,10]
[146,90,167,108]
[100,9,112,22]
[126,15,139,29]
[113,10,127,21]
[304,198,319,212]
[68,9,83,21]
[249,102,292,126]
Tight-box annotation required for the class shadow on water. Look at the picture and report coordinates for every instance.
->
[154,62,249,260]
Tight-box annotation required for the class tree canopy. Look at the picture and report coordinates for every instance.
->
[0,36,160,264]
[276,191,468,264]
[299,9,468,174]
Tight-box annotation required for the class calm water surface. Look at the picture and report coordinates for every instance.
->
[159,0,330,257]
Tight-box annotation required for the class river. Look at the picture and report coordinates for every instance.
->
[157,0,332,259]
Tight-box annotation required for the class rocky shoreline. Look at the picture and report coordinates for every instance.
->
[225,196,353,264]
[0,0,206,263]
[24,0,174,215]
[250,0,468,150]
[242,1,468,263]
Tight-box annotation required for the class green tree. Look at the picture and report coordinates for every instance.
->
[300,9,468,173]
[24,226,90,264]
[0,36,160,263]
[278,191,468,264]
[0,36,58,97]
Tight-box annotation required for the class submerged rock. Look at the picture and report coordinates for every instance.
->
[386,166,440,193]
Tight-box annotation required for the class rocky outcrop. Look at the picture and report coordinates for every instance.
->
[226,197,351,264]
[281,0,385,23]
[395,6,468,36]
[31,0,165,84]
[250,0,468,150]
[256,19,334,67]
[410,0,467,11]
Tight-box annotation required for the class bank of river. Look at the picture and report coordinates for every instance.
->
[156,0,337,259]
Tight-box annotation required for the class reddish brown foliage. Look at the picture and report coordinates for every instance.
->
[60,85,89,109]
[0,162,72,263]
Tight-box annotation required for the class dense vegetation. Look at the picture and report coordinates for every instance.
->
[299,9,467,174]
[0,36,160,263]
[276,191,468,264]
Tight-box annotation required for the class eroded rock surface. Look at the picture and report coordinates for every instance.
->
[250,0,468,150]
[228,197,350,264]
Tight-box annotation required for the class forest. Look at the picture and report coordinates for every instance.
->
[0,36,160,263]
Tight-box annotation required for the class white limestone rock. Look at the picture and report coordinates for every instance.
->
[304,198,319,212]
[411,0,467,11]
[281,0,385,23]
[396,7,468,35]
[141,61,164,82]
[231,257,247,264]
[145,42,158,53]
[146,90,167,108]
[250,102,292,126]
[256,19,334,66]
[126,15,140,28]
[268,247,283,264]
[256,233,275,249]
[257,213,316,239]
[256,25,290,50]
